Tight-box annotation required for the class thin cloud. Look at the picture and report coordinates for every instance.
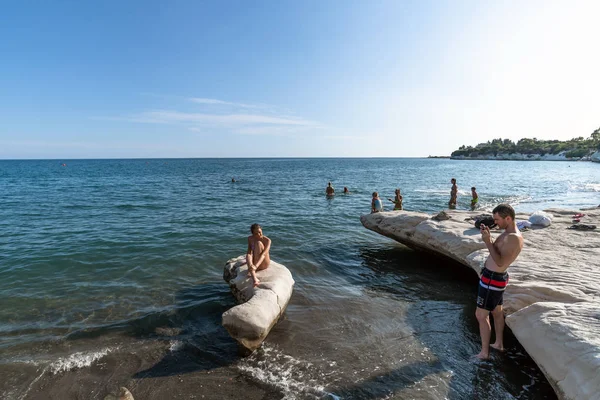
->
[130,110,319,127]
[189,97,270,110]
[235,126,305,136]
[0,140,100,149]
[321,134,374,140]
[0,139,180,152]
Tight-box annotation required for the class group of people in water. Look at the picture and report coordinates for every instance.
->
[450,178,479,210]
[326,178,479,214]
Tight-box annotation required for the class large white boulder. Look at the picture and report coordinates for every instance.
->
[591,151,600,163]
[361,209,600,400]
[222,256,295,352]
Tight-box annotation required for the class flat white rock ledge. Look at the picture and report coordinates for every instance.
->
[360,209,600,400]
[222,255,295,351]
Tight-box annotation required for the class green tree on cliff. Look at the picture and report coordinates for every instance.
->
[451,128,600,158]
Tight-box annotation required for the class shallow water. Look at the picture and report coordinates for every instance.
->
[2,158,596,399]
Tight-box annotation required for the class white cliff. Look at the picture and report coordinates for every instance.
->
[222,256,295,352]
[360,209,600,400]
[451,151,588,161]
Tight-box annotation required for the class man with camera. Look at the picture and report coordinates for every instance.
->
[475,204,524,360]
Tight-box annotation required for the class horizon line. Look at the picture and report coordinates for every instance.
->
[0,156,446,161]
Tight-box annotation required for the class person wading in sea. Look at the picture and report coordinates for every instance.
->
[475,204,523,360]
[246,224,271,287]
[326,182,335,196]
[470,187,479,210]
[449,178,458,209]
[388,188,403,210]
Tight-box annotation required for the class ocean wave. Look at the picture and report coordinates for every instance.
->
[569,183,600,192]
[236,344,339,400]
[114,204,164,210]
[49,348,114,374]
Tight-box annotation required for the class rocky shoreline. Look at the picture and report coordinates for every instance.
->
[360,208,600,400]
[450,150,600,162]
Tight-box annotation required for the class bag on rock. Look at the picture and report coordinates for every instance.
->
[529,211,553,227]
[475,215,496,229]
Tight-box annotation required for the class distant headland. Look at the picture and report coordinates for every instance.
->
[450,128,600,162]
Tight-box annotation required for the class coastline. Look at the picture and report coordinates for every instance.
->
[449,150,600,162]
[360,208,600,400]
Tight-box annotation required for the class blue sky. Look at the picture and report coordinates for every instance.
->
[1,1,599,158]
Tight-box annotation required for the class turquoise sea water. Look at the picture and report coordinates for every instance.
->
[1,158,598,399]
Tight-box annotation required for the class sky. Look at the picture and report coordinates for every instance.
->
[1,0,599,159]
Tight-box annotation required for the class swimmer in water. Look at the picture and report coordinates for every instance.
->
[326,182,335,196]
[449,178,458,209]
[471,187,479,210]
[388,188,403,210]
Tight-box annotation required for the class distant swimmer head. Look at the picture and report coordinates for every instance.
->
[328,182,332,187]
[372,192,379,198]
[343,187,349,193]
[451,178,456,184]
[395,188,401,194]
[232,178,236,182]
[471,186,476,191]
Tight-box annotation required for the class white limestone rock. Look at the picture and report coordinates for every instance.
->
[104,387,134,400]
[222,256,295,352]
[360,209,600,400]
[507,302,600,400]
[451,152,587,161]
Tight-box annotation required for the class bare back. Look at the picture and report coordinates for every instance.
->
[484,231,523,273]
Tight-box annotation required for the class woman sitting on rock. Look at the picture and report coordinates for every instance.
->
[246,224,271,287]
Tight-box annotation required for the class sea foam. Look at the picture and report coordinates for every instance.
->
[236,344,339,400]
[49,348,113,374]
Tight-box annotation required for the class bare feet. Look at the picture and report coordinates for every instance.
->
[475,351,489,360]
[490,343,505,352]
[253,279,261,287]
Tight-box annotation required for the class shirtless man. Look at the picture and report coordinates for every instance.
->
[246,224,271,287]
[326,182,335,196]
[449,178,458,209]
[475,204,524,359]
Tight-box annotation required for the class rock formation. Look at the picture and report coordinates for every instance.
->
[222,256,295,352]
[360,209,600,400]
[104,387,134,400]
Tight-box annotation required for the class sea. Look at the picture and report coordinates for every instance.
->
[1,158,598,400]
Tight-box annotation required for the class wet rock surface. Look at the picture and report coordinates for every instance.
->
[361,208,600,400]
